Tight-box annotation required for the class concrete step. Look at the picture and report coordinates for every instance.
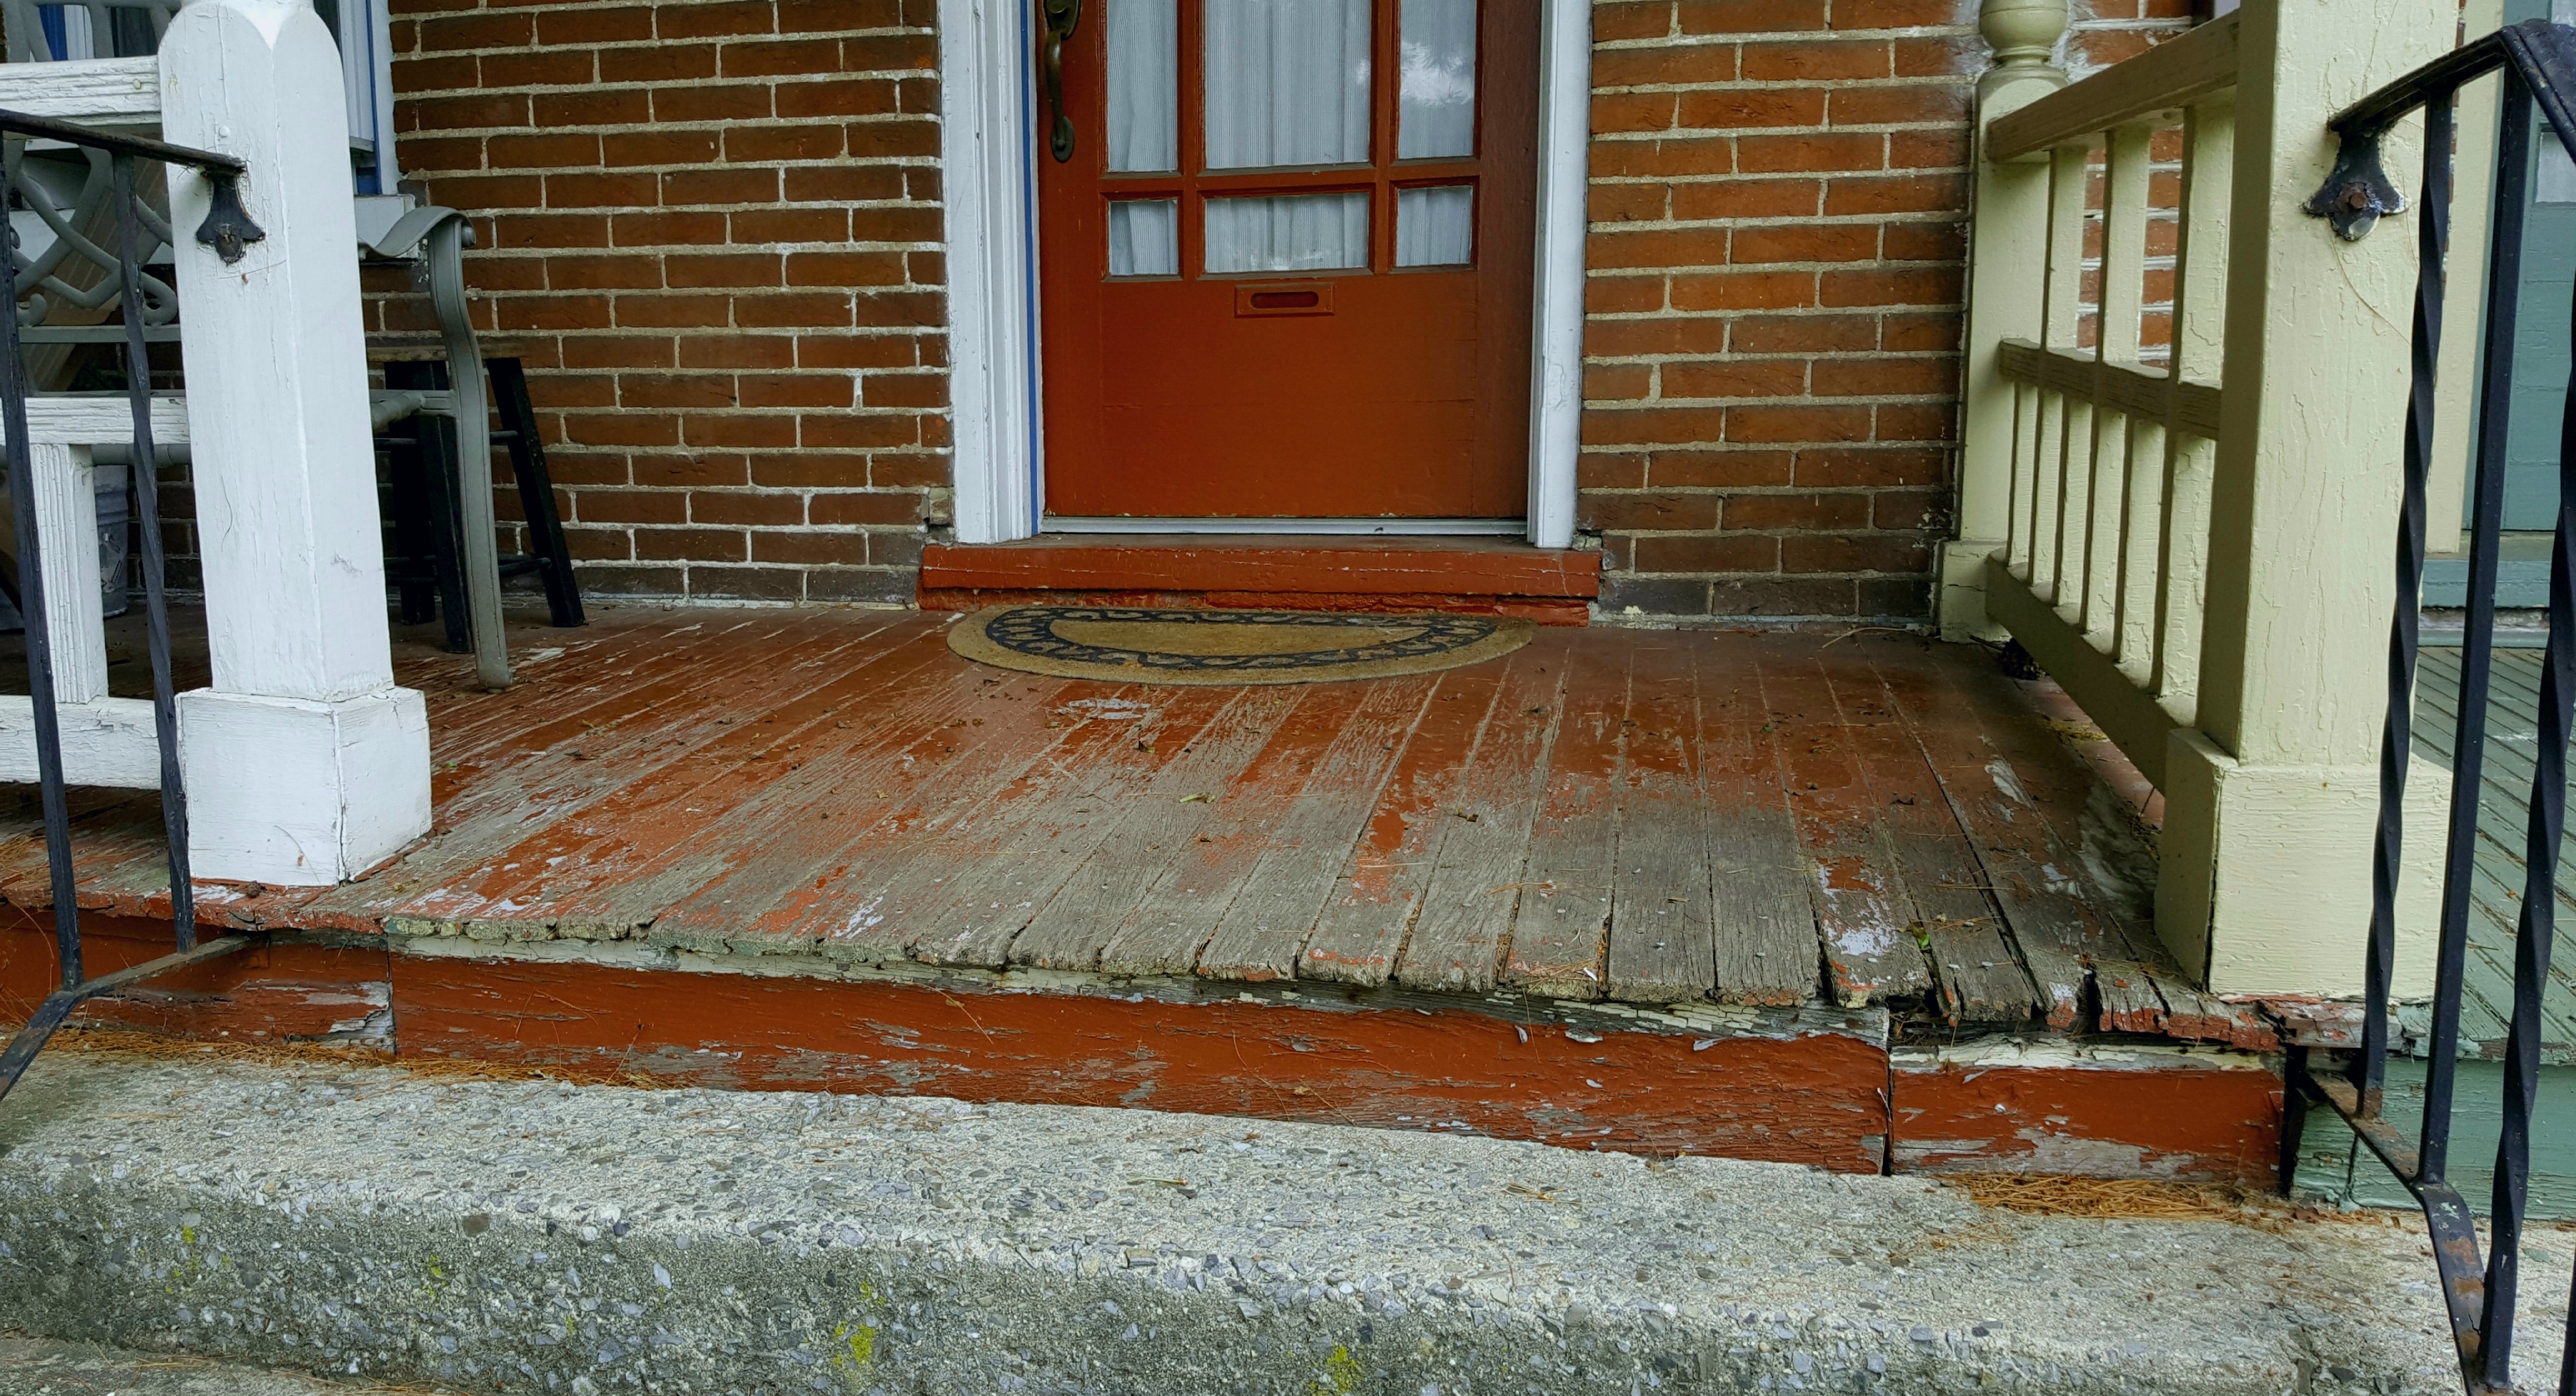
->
[0,1044,2553,1395]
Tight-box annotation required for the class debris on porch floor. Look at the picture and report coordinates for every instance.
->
[0,606,2284,1180]
[0,1044,2532,1396]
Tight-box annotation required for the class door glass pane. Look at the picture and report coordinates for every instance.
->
[1203,0,1371,170]
[1107,0,1178,173]
[1397,0,1474,159]
[1395,185,1471,266]
[1205,192,1368,272]
[1108,199,1180,275]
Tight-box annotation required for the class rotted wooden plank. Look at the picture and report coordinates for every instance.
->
[1006,689,1301,971]
[1902,642,2169,1033]
[2154,981,2279,1050]
[1759,640,1934,1010]
[1298,665,1511,987]
[1826,642,2039,1026]
[1695,634,1822,1006]
[1392,640,1568,994]
[1503,634,1628,999]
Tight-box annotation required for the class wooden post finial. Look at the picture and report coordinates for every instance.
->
[1979,0,2069,98]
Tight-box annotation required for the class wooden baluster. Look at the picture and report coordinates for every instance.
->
[2089,122,2151,647]
[2034,144,2089,603]
[2151,98,2231,712]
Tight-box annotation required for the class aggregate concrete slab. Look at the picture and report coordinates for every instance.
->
[0,1046,2560,1396]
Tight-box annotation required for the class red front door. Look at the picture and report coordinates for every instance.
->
[1035,0,1537,520]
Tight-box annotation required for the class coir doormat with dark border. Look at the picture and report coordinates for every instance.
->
[947,605,1533,685]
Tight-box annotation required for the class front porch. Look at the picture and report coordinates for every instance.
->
[0,608,2281,1181]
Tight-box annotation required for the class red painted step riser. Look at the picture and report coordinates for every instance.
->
[1,924,2281,1186]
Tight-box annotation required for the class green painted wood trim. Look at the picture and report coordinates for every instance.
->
[2291,1060,2576,1222]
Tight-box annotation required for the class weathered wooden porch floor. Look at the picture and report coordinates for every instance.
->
[3,606,2253,1045]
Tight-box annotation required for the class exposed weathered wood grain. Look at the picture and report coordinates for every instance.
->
[1006,689,1300,971]
[1760,641,1934,1008]
[1090,682,1398,977]
[1601,638,1716,1005]
[298,618,933,930]
[1393,640,1567,993]
[1694,635,1822,1006]
[1193,679,1440,982]
[642,668,1091,952]
[422,613,784,762]
[1823,647,2037,1025]
[676,681,1120,959]
[5,606,2284,1057]
[1899,640,2163,1031]
[513,644,1037,943]
[1298,666,1509,987]
[909,688,1240,967]
[1503,634,1626,999]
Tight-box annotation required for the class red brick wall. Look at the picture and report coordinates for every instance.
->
[375,0,950,604]
[1578,0,2189,622]
[372,0,2185,615]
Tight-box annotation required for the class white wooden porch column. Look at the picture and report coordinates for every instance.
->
[2159,0,2449,996]
[158,0,430,884]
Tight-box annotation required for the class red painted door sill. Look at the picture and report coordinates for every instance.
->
[918,535,1601,624]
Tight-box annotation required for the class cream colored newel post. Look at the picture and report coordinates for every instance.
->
[1939,0,2069,641]
[2156,0,2448,996]
[159,0,432,884]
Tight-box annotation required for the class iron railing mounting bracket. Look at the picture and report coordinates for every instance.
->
[2307,21,2576,243]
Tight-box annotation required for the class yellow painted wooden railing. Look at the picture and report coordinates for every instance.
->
[1948,0,2458,998]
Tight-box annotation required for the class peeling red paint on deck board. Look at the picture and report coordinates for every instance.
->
[1889,1055,2283,1185]
[386,951,1891,1173]
[1,616,2220,1054]
[1292,656,1509,986]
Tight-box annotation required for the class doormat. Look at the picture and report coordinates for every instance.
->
[947,605,1533,686]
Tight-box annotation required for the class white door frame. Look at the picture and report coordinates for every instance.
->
[937,0,1589,547]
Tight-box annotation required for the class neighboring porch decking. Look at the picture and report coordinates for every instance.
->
[0,607,2240,1043]
[2410,643,2576,1060]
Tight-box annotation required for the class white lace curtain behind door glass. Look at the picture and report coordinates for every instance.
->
[1102,0,1476,275]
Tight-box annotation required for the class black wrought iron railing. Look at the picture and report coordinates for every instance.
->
[0,108,268,1100]
[2284,20,2576,1396]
